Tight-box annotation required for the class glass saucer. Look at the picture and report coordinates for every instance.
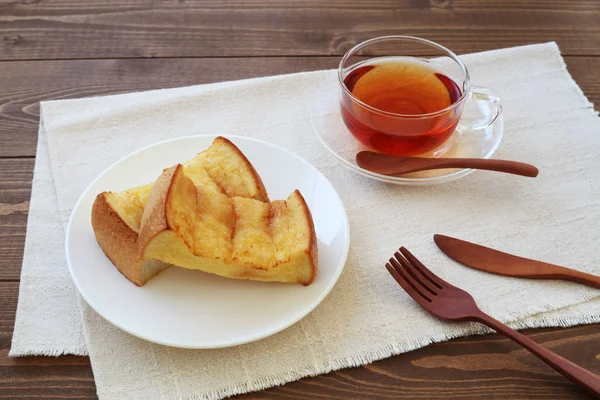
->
[310,75,504,185]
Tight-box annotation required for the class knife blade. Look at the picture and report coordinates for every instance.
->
[433,234,600,289]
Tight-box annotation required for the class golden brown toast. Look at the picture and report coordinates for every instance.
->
[138,164,318,285]
[91,137,269,286]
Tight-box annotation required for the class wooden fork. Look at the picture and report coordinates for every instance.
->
[386,247,600,399]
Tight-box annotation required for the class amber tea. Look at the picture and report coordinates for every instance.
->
[341,57,463,156]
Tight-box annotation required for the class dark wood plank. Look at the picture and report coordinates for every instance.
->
[0,276,598,400]
[1,56,599,158]
[0,159,33,281]
[0,282,19,350]
[565,56,600,108]
[0,0,599,61]
[0,56,341,157]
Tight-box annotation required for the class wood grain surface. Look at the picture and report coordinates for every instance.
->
[1,0,600,60]
[1,0,599,398]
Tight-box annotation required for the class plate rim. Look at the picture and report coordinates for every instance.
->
[310,76,504,185]
[65,134,351,349]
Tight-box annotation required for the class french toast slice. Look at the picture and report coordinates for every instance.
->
[91,137,269,286]
[139,164,318,285]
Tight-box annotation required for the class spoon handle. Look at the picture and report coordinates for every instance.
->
[355,151,539,177]
[415,158,539,177]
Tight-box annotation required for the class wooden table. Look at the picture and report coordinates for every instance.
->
[1,1,599,398]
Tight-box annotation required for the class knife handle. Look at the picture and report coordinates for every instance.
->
[555,269,600,289]
[474,312,600,399]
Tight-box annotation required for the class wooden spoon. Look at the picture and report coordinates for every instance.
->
[356,151,539,177]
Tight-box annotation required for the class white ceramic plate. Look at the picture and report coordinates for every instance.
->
[66,135,350,349]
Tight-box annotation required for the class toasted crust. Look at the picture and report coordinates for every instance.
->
[91,193,145,286]
[212,137,269,202]
[138,165,178,251]
[291,189,318,285]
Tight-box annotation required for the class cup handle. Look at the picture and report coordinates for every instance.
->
[458,85,502,131]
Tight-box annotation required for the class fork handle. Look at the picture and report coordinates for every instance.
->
[473,312,600,399]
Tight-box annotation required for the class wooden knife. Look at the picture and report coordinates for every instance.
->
[433,234,600,289]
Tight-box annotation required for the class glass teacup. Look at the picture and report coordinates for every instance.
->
[339,36,502,156]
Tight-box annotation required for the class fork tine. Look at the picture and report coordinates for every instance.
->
[399,247,445,289]
[394,251,438,296]
[385,262,432,305]
[388,256,432,302]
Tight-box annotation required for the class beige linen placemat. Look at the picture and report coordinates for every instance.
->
[11,42,600,399]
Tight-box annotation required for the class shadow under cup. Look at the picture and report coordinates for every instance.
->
[339,36,496,157]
